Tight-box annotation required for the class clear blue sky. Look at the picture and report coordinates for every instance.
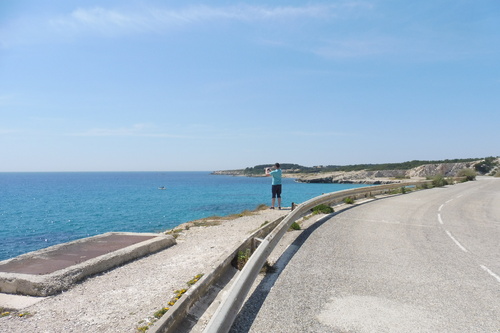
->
[1,1,499,172]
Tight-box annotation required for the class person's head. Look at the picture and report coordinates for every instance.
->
[274,163,280,169]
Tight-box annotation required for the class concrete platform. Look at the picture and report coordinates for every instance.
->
[0,293,45,311]
[0,232,176,298]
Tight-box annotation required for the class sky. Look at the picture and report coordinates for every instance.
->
[1,1,499,172]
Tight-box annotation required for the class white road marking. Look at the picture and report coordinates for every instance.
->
[480,265,500,283]
[439,197,498,284]
[445,230,468,253]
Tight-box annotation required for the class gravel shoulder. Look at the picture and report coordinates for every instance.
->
[0,208,289,333]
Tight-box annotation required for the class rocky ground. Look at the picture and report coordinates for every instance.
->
[0,209,289,333]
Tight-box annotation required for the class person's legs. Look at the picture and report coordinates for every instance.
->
[276,185,282,209]
[271,185,279,208]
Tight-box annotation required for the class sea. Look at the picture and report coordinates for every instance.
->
[0,172,368,261]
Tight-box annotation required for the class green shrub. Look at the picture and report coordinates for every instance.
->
[289,222,301,230]
[311,204,334,214]
[343,197,355,204]
[419,182,429,189]
[474,156,498,174]
[236,249,251,270]
[457,168,476,181]
[432,174,448,187]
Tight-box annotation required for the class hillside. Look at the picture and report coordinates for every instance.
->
[212,157,500,184]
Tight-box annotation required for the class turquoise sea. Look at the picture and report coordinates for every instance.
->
[0,172,368,261]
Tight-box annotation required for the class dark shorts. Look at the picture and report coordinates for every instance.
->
[272,184,282,198]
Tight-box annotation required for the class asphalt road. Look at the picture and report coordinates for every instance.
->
[231,177,500,333]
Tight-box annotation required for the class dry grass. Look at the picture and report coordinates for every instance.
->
[165,204,269,233]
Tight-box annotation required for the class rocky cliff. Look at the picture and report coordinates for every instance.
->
[213,158,499,184]
[211,170,245,176]
[296,161,480,184]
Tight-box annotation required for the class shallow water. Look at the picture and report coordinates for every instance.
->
[0,172,368,260]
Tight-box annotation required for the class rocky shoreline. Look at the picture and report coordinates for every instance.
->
[213,161,484,184]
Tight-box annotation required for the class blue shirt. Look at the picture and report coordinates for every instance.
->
[270,169,282,185]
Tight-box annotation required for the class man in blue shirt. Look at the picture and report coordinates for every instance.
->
[265,163,282,209]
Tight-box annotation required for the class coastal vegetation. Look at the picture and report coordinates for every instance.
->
[312,204,334,214]
[166,204,269,237]
[236,249,252,270]
[343,197,355,204]
[473,156,499,175]
[238,157,493,176]
[457,168,477,181]
[431,174,449,187]
[137,274,204,332]
[212,156,500,185]
[0,309,33,319]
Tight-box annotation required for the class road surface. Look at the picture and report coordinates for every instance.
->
[231,177,500,332]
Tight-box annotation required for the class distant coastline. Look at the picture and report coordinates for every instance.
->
[212,157,500,184]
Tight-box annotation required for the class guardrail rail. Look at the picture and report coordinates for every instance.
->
[202,181,432,333]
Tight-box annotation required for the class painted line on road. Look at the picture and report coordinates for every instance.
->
[438,204,444,212]
[480,265,500,283]
[445,199,453,204]
[445,230,468,253]
[437,213,444,225]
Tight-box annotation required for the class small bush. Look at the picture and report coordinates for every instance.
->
[343,197,355,204]
[154,308,170,319]
[187,274,204,286]
[256,204,268,211]
[419,182,429,189]
[432,174,448,187]
[474,156,498,174]
[166,229,184,239]
[289,222,301,230]
[137,273,204,332]
[311,204,334,214]
[236,249,252,270]
[457,168,476,181]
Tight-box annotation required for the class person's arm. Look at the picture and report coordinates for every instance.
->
[265,167,271,176]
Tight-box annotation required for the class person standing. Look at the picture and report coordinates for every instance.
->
[265,163,282,209]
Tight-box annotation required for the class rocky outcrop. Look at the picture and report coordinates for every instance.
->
[296,161,481,184]
[296,170,407,184]
[408,162,477,178]
[211,170,245,176]
[213,160,494,184]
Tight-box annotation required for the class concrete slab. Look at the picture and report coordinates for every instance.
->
[0,232,176,297]
[0,293,45,311]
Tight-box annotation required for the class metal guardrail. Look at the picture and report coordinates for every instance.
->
[149,215,287,333]
[203,181,432,333]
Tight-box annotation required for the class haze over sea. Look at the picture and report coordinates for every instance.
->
[0,172,368,261]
